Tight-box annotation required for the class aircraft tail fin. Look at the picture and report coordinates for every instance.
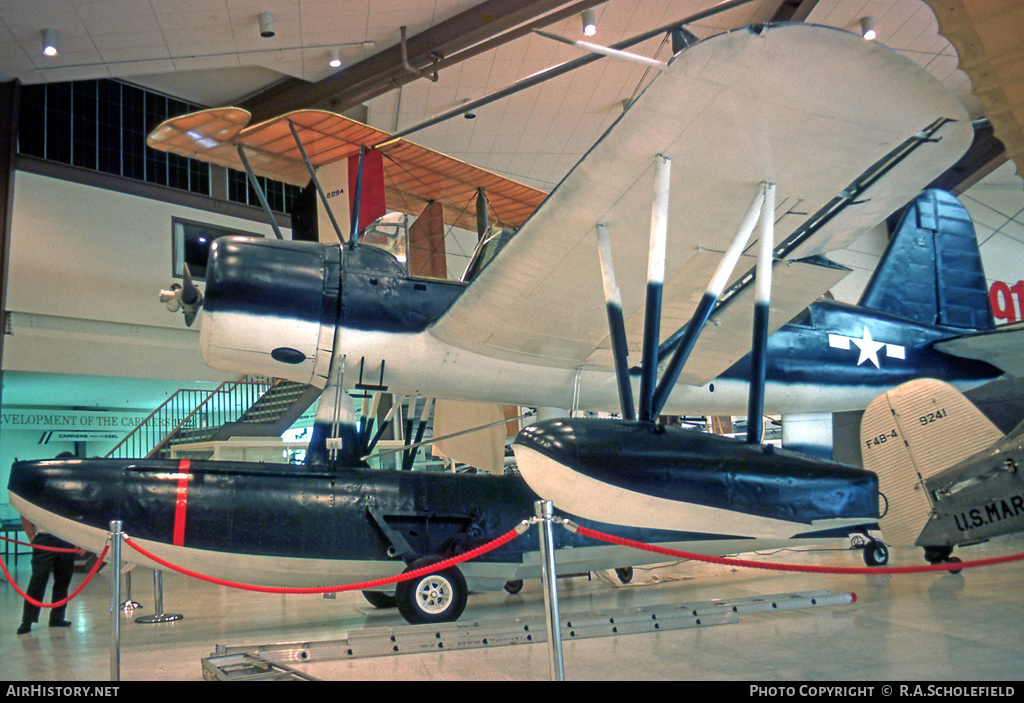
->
[858,189,994,331]
[861,378,1002,545]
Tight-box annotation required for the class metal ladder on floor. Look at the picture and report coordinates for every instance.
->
[201,589,854,681]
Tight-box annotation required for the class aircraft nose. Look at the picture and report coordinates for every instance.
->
[199,236,339,385]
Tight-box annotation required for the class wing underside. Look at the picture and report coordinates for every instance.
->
[429,23,973,385]
[148,24,973,389]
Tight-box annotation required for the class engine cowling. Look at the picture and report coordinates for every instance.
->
[199,236,339,387]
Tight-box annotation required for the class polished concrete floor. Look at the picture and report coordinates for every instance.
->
[3,535,1024,682]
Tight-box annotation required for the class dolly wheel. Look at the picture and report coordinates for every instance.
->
[395,556,468,624]
[362,590,397,609]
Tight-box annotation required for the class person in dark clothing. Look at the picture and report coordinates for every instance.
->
[16,517,80,635]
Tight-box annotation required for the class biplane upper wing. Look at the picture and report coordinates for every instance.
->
[147,108,546,232]
[428,23,974,385]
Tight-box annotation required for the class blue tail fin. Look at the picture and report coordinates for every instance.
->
[858,189,994,331]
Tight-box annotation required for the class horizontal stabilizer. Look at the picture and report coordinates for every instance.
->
[861,378,1002,545]
[934,322,1024,377]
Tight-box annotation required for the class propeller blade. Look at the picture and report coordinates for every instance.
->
[181,264,201,307]
[159,264,203,327]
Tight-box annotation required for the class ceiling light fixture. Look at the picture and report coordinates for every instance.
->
[582,9,597,37]
[41,28,59,56]
[328,50,342,68]
[860,16,876,41]
[258,12,275,38]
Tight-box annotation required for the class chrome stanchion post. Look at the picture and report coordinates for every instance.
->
[109,520,122,682]
[135,569,183,624]
[121,570,140,611]
[535,500,565,681]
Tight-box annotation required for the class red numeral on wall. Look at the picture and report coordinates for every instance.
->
[990,280,1024,322]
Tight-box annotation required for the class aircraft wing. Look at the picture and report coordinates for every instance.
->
[934,322,1024,377]
[147,107,546,232]
[429,23,973,385]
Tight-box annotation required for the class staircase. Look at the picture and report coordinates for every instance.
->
[105,377,320,460]
[205,380,323,442]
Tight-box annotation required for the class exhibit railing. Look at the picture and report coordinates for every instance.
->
[104,376,277,460]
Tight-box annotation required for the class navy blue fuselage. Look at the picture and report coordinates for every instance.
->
[202,236,1002,407]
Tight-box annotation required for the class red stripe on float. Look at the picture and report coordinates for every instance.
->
[173,459,191,547]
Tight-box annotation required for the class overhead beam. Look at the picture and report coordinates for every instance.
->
[924,0,1024,184]
[240,0,606,122]
[768,0,820,23]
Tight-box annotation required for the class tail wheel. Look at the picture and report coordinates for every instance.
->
[943,556,963,575]
[924,546,954,564]
[395,556,468,624]
[863,539,889,567]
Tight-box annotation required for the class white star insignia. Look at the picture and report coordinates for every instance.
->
[850,327,885,368]
[828,328,905,368]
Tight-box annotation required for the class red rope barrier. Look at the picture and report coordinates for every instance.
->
[123,525,526,594]
[1,545,111,609]
[0,535,82,553]
[572,524,1024,575]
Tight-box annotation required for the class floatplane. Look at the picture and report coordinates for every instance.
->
[10,22,994,623]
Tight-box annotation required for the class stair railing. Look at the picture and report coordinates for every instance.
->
[104,376,276,460]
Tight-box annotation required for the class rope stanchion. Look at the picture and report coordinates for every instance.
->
[123,521,530,594]
[0,545,111,609]
[567,521,1024,575]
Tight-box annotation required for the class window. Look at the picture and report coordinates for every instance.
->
[18,78,296,214]
[227,169,299,213]
[172,218,263,280]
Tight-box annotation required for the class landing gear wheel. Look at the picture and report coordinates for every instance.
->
[395,557,468,625]
[503,579,524,594]
[615,567,634,584]
[362,590,397,609]
[863,539,889,567]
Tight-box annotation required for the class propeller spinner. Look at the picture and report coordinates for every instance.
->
[159,264,203,326]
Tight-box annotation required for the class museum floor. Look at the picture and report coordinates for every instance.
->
[3,536,1024,682]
